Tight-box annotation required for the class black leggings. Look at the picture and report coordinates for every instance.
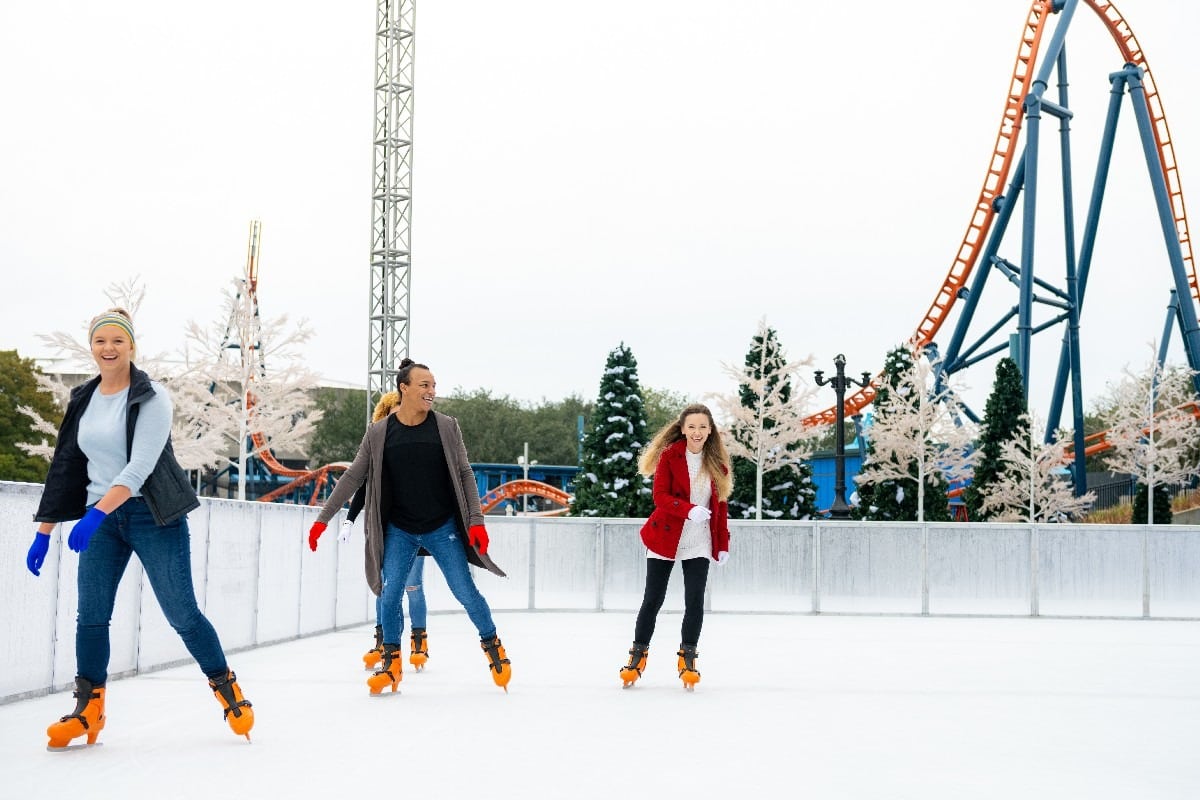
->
[633,557,710,647]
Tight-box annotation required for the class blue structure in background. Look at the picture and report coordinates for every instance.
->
[808,447,864,514]
[470,463,579,513]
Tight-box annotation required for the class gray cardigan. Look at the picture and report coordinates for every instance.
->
[316,410,506,595]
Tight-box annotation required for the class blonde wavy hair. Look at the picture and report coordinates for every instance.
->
[638,403,732,500]
[372,391,400,422]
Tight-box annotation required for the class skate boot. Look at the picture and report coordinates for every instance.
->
[367,644,403,695]
[480,635,511,691]
[677,644,700,691]
[363,624,384,670]
[409,627,429,671]
[46,677,106,750]
[209,669,254,740]
[619,642,649,688]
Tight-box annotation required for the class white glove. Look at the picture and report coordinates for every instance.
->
[715,551,730,566]
[338,519,354,543]
[687,505,712,522]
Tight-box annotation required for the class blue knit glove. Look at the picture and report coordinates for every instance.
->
[26,533,51,576]
[67,508,108,553]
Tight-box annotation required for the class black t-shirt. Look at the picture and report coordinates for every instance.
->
[382,413,456,533]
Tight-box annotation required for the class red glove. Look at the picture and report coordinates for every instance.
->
[468,524,489,555]
[308,521,327,552]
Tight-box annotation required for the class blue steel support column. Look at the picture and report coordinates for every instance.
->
[1048,47,1088,493]
[1047,70,1127,432]
[1126,69,1200,393]
[1012,0,1080,396]
[943,155,1027,374]
[1158,291,1178,367]
[1018,84,1043,393]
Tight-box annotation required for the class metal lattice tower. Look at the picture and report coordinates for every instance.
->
[367,0,415,416]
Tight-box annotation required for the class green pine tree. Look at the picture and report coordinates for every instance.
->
[572,343,653,517]
[853,345,951,522]
[0,350,64,483]
[1132,483,1173,524]
[964,357,1027,521]
[726,325,817,520]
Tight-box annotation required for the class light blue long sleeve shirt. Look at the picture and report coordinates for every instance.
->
[76,381,173,505]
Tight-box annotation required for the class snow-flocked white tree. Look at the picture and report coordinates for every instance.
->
[853,355,976,522]
[979,411,1096,522]
[710,318,826,520]
[1100,348,1200,525]
[180,272,322,501]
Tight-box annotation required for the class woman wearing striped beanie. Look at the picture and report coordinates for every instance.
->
[28,307,255,749]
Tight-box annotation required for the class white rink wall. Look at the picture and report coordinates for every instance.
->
[3,480,1200,702]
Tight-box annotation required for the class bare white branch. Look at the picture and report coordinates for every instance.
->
[855,356,977,522]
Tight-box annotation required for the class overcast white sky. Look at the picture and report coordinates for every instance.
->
[2,1,1198,417]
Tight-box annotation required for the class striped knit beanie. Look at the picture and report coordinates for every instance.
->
[89,311,136,345]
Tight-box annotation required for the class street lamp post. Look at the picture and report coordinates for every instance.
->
[814,354,872,520]
[516,442,538,515]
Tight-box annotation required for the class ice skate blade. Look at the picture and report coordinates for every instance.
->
[369,690,401,698]
[683,684,696,692]
[47,742,103,752]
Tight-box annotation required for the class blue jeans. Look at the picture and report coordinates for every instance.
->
[76,499,227,684]
[380,518,495,645]
[374,556,427,631]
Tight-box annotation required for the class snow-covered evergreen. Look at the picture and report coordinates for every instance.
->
[572,343,652,517]
[963,357,1027,521]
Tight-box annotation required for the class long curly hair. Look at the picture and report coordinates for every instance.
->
[638,403,732,500]
[372,391,400,422]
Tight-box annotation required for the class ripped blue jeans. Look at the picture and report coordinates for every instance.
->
[375,555,427,631]
[379,517,496,645]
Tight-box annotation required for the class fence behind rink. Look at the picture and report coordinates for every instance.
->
[3,480,1200,702]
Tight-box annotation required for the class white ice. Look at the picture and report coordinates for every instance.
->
[0,611,1197,800]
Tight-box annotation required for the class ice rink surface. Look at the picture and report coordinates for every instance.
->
[0,611,1197,800]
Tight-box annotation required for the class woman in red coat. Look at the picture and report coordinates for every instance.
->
[620,403,732,690]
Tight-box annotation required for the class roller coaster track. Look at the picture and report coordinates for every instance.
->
[256,458,351,504]
[480,480,572,515]
[804,0,1198,431]
[1073,400,1200,458]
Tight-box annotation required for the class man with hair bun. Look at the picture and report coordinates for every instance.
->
[309,357,513,693]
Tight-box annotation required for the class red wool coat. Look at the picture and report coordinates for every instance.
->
[640,439,730,560]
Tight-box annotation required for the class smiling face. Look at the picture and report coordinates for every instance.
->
[90,324,134,379]
[399,367,437,412]
[681,412,712,454]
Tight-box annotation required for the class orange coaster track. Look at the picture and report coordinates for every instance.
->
[255,459,351,505]
[480,480,572,515]
[804,0,1197,435]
